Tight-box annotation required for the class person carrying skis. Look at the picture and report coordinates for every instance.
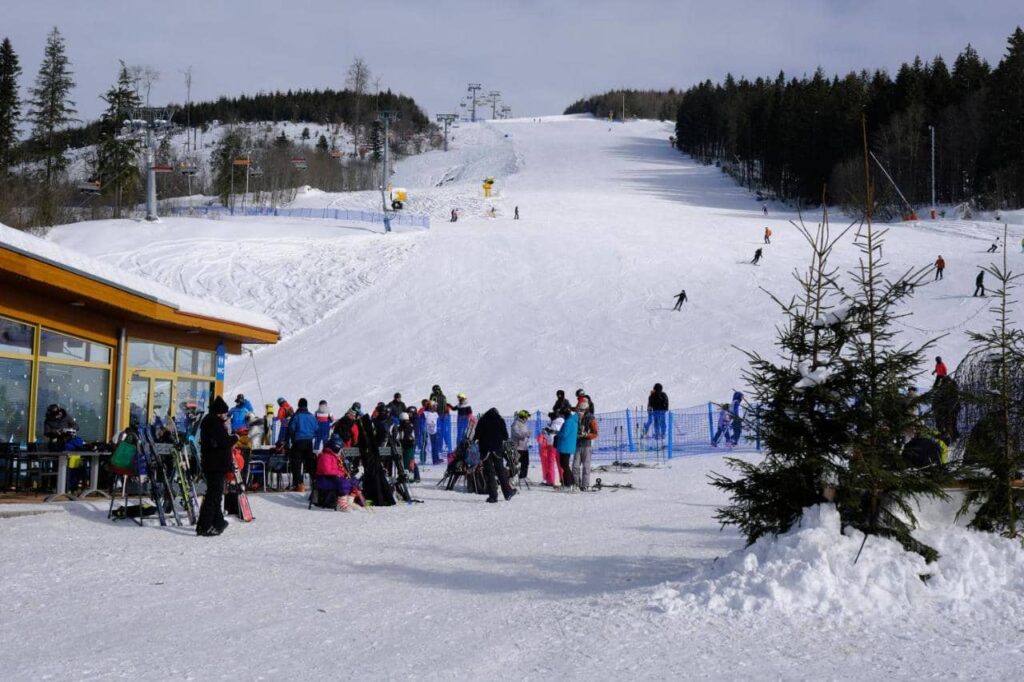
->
[474,407,516,503]
[314,400,334,451]
[573,399,599,491]
[764,226,772,244]
[511,410,532,481]
[711,404,732,447]
[934,255,945,280]
[453,393,473,443]
[197,396,236,537]
[974,270,986,297]
[672,289,688,311]
[285,398,318,492]
[751,248,763,265]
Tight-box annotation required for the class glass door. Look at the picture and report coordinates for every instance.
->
[128,372,176,427]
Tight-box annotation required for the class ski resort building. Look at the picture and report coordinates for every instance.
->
[0,224,279,445]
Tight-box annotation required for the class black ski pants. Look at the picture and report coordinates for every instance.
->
[197,474,225,533]
[289,439,315,487]
[483,451,513,501]
[558,452,575,488]
[518,449,529,479]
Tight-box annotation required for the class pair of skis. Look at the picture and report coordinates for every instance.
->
[136,426,180,527]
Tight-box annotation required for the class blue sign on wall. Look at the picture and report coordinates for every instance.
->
[216,342,226,381]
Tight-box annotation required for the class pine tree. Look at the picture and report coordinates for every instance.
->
[956,225,1024,537]
[370,120,383,162]
[27,27,76,185]
[988,27,1024,202]
[0,37,22,175]
[711,201,856,544]
[212,128,245,206]
[830,123,948,561]
[713,126,950,563]
[97,62,141,217]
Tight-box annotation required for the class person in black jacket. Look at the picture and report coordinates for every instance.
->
[644,384,669,439]
[474,407,516,503]
[197,396,237,536]
[552,390,571,416]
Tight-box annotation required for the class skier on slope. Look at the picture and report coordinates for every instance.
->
[934,255,945,281]
[711,404,732,447]
[751,248,763,265]
[673,289,688,310]
[764,226,772,244]
[974,270,986,297]
[514,206,520,220]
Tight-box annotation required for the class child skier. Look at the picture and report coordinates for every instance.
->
[314,400,334,451]
[711,404,732,447]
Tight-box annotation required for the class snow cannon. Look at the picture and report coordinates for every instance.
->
[482,177,495,198]
[390,187,407,210]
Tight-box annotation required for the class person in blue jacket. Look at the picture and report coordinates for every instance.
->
[729,390,744,445]
[555,409,578,490]
[286,398,318,492]
[227,395,253,433]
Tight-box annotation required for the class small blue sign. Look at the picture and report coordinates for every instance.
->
[216,342,226,381]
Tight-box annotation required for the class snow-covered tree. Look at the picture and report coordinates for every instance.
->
[711,202,856,544]
[715,131,949,562]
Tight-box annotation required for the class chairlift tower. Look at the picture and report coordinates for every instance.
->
[487,91,501,119]
[378,110,400,233]
[467,83,482,122]
[500,105,512,119]
[436,113,457,151]
[128,106,177,221]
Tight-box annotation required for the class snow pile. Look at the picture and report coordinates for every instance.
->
[650,504,1024,619]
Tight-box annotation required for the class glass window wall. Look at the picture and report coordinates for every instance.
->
[35,363,110,443]
[127,340,175,371]
[0,357,31,444]
[0,316,33,355]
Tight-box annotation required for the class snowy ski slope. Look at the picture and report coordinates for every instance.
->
[49,116,1023,413]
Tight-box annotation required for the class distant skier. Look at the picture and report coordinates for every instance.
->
[987,239,999,253]
[762,205,768,216]
[974,270,986,297]
[514,206,520,220]
[763,226,772,244]
[751,248,763,265]
[450,208,458,222]
[934,255,945,280]
[672,289,688,310]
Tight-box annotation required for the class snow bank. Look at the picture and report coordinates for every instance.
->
[650,504,1024,619]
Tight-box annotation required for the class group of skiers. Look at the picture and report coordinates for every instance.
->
[711,391,746,447]
[536,388,599,492]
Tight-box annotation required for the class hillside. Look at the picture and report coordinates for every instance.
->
[49,115,1023,414]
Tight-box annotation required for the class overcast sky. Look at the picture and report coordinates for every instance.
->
[4,0,1021,124]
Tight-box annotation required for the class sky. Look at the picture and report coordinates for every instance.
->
[3,0,1021,124]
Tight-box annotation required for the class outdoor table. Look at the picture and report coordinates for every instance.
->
[43,451,113,503]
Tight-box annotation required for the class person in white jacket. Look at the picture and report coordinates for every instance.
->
[423,403,442,464]
[511,410,532,481]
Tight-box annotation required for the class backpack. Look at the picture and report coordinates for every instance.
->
[110,440,137,475]
[464,441,481,468]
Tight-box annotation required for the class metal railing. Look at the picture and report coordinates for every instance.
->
[162,204,431,229]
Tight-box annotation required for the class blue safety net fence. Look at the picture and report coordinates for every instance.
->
[162,204,431,229]
[385,403,761,464]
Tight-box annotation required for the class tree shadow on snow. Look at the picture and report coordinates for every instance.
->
[327,545,712,599]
